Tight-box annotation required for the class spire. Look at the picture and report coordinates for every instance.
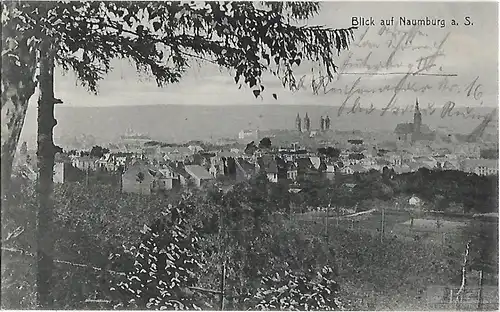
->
[296,113,302,132]
[304,113,310,132]
[412,98,422,142]
[414,98,421,119]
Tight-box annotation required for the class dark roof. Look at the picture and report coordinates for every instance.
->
[318,160,327,171]
[296,158,313,170]
[236,158,255,173]
[394,123,414,134]
[176,167,189,177]
[286,161,297,170]
[275,156,287,169]
[258,156,278,174]
[199,152,216,159]
[267,161,278,174]
[168,163,189,177]
[123,161,159,179]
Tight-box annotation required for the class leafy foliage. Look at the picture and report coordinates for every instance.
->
[2,172,497,310]
[348,153,364,160]
[303,168,499,214]
[317,146,341,159]
[3,1,355,97]
[249,266,344,310]
[258,137,272,149]
[109,204,205,310]
[244,141,258,155]
[462,220,499,275]
[89,145,109,158]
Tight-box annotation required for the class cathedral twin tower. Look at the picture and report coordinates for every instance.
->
[296,113,331,132]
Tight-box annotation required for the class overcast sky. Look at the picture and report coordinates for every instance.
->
[32,1,498,108]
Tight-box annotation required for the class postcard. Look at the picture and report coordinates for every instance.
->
[1,1,498,311]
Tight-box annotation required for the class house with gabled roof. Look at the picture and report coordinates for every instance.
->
[442,160,459,171]
[309,156,321,170]
[341,164,368,175]
[413,156,437,169]
[235,158,255,181]
[295,157,315,180]
[188,144,204,153]
[286,161,298,181]
[461,159,499,176]
[184,165,214,188]
[72,155,99,171]
[121,161,169,195]
[393,164,411,174]
[256,155,279,183]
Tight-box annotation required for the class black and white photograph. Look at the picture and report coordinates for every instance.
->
[1,1,499,310]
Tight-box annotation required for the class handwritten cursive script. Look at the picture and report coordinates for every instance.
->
[289,25,491,122]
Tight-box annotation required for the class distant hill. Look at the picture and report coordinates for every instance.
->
[19,104,497,148]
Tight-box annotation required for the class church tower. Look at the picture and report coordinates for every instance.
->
[304,113,311,132]
[296,113,302,132]
[411,98,422,142]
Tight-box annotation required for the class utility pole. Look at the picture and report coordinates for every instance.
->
[220,262,226,310]
[477,270,484,310]
[336,205,340,227]
[325,200,331,243]
[380,207,385,243]
[218,196,226,311]
[85,166,89,186]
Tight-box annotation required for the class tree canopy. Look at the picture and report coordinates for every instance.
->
[1,1,355,199]
[258,137,272,149]
[89,145,109,158]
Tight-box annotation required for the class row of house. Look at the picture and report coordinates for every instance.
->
[45,139,498,194]
[87,147,500,194]
[120,148,333,194]
[121,161,216,195]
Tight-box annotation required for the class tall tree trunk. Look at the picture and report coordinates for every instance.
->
[36,39,57,309]
[1,21,39,208]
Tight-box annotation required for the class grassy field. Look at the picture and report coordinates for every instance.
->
[295,208,498,310]
[297,209,469,245]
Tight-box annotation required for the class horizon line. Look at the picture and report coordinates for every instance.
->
[41,103,499,109]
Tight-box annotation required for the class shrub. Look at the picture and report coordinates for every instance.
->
[249,266,345,310]
[108,204,206,310]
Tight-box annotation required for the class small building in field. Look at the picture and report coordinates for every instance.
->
[409,195,422,207]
